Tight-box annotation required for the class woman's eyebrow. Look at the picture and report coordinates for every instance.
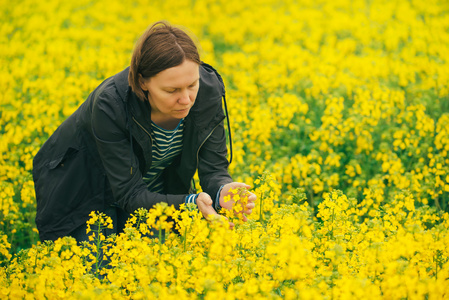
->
[190,78,200,85]
[164,78,200,89]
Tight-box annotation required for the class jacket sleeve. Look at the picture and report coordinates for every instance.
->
[197,117,233,200]
[91,90,186,213]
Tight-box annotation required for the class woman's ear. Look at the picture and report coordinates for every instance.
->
[139,74,148,91]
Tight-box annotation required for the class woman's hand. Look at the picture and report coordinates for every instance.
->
[219,182,257,221]
[196,192,217,219]
[197,192,234,228]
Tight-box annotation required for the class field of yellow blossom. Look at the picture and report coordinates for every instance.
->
[1,0,449,298]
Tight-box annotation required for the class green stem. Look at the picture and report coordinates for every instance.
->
[159,224,162,244]
[183,226,187,252]
[95,224,102,277]
[435,251,440,280]
[330,208,334,239]
[158,223,162,261]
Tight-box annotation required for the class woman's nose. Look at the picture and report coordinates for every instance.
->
[178,89,191,104]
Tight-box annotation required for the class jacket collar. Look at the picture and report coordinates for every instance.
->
[113,67,152,133]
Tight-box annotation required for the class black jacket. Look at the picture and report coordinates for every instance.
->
[33,63,233,241]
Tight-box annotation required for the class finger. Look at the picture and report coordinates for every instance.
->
[202,197,213,206]
[238,183,251,189]
[230,182,251,189]
[248,192,257,199]
[213,215,234,229]
[246,202,256,209]
[247,196,257,203]
[197,193,213,206]
[243,209,252,215]
[202,207,218,219]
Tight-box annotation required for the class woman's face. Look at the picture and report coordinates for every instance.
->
[140,59,200,120]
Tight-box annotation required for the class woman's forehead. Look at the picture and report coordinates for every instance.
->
[151,60,200,87]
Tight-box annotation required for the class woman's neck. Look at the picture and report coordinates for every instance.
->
[151,113,182,130]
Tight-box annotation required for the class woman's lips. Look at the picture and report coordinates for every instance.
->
[175,108,190,113]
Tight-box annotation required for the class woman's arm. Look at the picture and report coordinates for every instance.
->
[197,119,233,198]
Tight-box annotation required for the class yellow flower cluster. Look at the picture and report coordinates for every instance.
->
[222,187,250,224]
[1,197,448,299]
[1,0,449,297]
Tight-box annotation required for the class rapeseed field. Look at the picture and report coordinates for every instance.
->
[1,0,449,298]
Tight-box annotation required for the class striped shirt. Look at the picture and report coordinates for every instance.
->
[143,119,184,193]
[142,118,220,207]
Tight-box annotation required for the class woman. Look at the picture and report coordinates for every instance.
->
[33,21,256,242]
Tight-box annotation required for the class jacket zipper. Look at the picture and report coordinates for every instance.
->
[191,121,223,193]
[196,122,222,171]
[132,116,151,138]
[132,116,153,173]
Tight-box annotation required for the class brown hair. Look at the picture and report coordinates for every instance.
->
[128,21,201,101]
